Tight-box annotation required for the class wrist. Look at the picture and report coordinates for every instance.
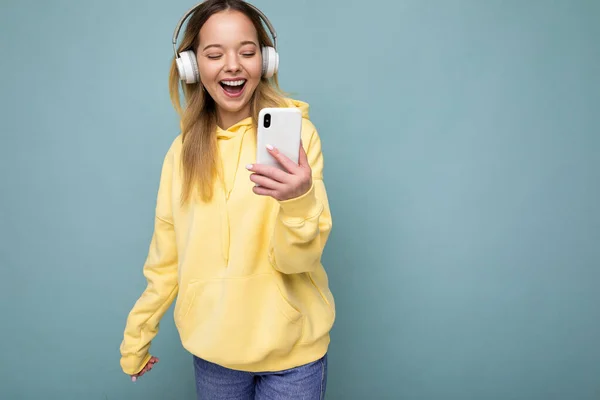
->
[278,182,321,220]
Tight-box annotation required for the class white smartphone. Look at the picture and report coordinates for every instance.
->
[256,107,302,170]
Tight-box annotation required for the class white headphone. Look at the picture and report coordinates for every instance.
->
[172,1,280,84]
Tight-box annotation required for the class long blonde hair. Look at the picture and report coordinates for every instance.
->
[169,0,287,205]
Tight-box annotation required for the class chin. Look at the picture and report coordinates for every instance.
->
[218,103,246,113]
[216,95,247,109]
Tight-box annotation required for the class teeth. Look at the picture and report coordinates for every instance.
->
[221,80,246,86]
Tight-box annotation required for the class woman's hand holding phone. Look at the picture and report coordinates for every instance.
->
[247,142,312,202]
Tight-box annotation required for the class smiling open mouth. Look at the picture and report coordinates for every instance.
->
[220,79,247,96]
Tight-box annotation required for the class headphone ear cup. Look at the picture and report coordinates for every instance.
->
[175,50,200,84]
[261,46,279,78]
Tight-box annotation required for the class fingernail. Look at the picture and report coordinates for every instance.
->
[246,164,253,170]
[132,377,137,382]
[266,144,274,150]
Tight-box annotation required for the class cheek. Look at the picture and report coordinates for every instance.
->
[197,59,219,82]
[245,58,263,79]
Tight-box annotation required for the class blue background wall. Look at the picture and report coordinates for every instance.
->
[1,0,599,398]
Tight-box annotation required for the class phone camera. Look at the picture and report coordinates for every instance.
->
[264,113,271,128]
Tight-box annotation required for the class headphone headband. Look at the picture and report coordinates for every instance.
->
[172,1,278,59]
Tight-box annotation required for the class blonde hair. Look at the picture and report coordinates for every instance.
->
[169,0,287,205]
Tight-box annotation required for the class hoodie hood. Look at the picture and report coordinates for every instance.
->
[179,98,310,138]
[216,117,252,139]
[283,98,310,119]
[216,98,310,139]
[210,98,311,199]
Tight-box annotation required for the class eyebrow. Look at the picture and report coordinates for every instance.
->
[203,41,258,51]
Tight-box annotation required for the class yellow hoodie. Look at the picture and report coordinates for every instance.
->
[119,99,335,374]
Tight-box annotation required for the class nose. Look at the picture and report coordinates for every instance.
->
[223,52,241,73]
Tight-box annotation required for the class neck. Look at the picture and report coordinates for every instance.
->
[217,105,251,130]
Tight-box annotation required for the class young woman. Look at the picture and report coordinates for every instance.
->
[119,0,335,398]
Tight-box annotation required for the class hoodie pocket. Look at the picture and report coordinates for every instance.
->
[175,273,304,366]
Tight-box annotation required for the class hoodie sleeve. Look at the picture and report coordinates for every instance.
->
[268,121,333,274]
[119,141,179,375]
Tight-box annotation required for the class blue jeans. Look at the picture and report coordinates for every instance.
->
[193,354,328,400]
